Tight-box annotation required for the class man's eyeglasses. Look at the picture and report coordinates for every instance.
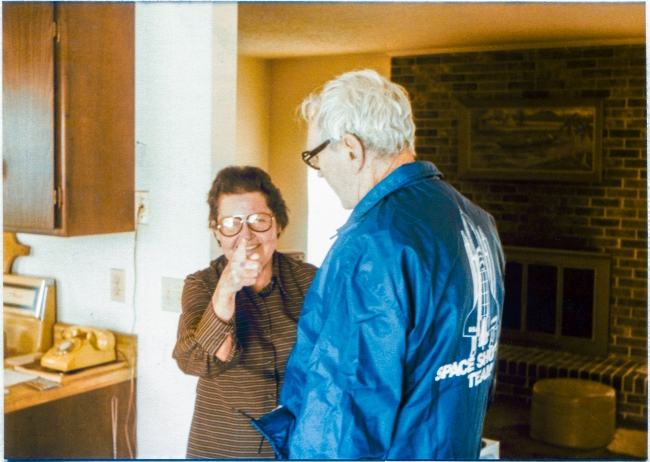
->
[215,212,274,237]
[301,140,330,170]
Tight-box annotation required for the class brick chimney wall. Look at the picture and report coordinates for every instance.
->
[391,45,647,360]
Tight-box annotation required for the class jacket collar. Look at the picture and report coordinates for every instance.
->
[338,161,443,233]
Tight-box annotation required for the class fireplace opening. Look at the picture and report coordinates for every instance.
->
[500,246,611,357]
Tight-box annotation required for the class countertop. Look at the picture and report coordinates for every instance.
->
[4,323,137,414]
[5,365,135,413]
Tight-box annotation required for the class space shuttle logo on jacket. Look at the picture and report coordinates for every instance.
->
[435,211,502,388]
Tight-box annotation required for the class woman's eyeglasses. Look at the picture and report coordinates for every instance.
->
[215,212,274,237]
[301,140,330,170]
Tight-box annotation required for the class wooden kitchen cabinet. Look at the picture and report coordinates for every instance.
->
[5,379,137,458]
[4,324,138,458]
[3,2,135,236]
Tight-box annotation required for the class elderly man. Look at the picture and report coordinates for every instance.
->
[253,69,505,459]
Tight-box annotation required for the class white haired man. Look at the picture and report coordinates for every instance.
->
[253,69,506,459]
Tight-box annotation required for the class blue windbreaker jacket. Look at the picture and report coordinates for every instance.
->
[253,161,505,459]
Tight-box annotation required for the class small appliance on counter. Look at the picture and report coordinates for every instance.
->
[9,324,126,386]
[40,325,116,372]
[4,274,56,357]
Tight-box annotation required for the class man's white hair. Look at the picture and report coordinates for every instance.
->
[301,69,416,156]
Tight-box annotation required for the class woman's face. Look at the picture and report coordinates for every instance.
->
[215,192,279,276]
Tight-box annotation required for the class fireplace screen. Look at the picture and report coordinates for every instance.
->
[500,247,611,357]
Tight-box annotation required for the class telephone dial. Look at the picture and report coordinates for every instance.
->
[40,326,116,372]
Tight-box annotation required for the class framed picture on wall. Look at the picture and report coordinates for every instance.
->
[457,99,603,182]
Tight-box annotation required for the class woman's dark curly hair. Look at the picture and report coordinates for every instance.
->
[207,166,289,232]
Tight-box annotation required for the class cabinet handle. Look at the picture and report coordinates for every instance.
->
[52,21,59,42]
[53,187,62,206]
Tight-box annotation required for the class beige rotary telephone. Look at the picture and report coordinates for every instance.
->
[40,325,116,372]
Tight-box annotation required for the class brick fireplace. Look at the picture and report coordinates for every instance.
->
[391,44,647,424]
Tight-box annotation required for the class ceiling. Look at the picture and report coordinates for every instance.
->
[238,2,646,58]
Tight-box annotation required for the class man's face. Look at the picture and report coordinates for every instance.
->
[306,122,357,210]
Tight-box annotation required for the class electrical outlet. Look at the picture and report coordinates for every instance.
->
[111,268,126,302]
[161,277,184,313]
[135,191,150,225]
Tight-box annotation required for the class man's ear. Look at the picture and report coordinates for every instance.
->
[342,133,365,172]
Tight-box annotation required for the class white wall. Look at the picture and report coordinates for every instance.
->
[133,3,222,457]
[11,3,239,458]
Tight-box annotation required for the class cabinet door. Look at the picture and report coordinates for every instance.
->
[56,3,135,236]
[3,3,57,232]
[3,2,135,236]
[5,380,137,458]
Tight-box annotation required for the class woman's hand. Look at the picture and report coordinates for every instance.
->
[212,237,261,322]
[222,237,261,293]
[212,237,261,361]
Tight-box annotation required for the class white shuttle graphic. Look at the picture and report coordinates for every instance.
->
[460,212,501,359]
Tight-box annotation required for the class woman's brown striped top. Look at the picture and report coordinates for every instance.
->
[173,252,317,459]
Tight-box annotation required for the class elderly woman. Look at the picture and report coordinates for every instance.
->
[173,166,317,459]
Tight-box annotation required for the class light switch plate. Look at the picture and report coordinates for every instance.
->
[161,277,184,313]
